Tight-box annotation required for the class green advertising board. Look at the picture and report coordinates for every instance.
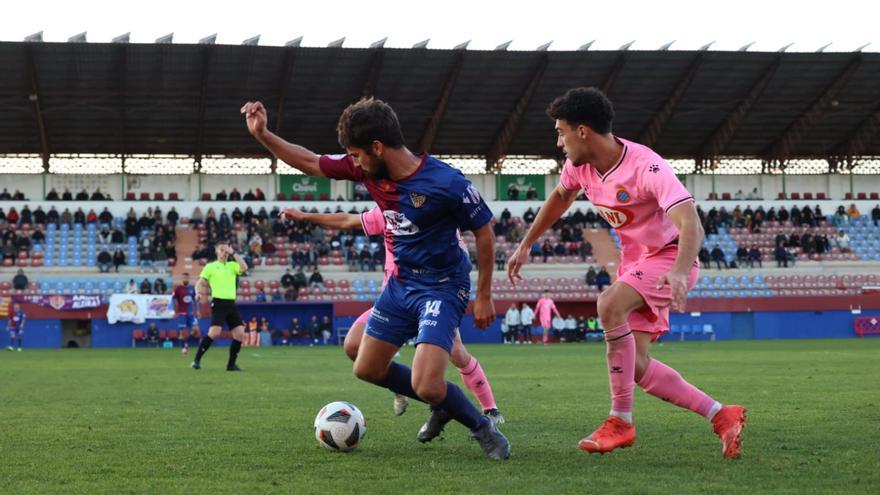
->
[496,175,545,200]
[279,175,331,199]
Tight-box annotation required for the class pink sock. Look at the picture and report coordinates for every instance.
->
[458,357,497,411]
[637,359,719,419]
[605,323,635,417]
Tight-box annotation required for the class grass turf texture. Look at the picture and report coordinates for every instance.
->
[1,339,878,494]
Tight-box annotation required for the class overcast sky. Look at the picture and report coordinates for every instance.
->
[1,0,876,52]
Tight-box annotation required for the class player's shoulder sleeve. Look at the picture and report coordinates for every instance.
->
[318,154,366,181]
[640,152,694,214]
[450,173,493,232]
[360,207,385,236]
[559,159,582,192]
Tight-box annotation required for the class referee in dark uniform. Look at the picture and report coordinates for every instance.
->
[192,240,248,371]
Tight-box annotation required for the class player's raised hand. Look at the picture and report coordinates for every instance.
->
[240,101,268,137]
[282,207,307,222]
[473,294,496,329]
[657,270,689,312]
[507,244,529,287]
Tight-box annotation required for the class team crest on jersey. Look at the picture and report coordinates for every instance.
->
[410,192,427,208]
[595,204,635,229]
[615,186,632,203]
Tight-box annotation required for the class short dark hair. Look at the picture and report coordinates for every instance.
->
[546,87,614,134]
[336,97,406,150]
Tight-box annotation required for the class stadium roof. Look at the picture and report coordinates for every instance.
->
[1,41,879,172]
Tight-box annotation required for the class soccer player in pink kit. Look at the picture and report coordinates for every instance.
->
[282,206,505,429]
[535,290,561,346]
[508,87,746,459]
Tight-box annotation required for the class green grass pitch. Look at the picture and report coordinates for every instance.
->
[1,339,879,494]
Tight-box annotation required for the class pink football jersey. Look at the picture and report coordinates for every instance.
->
[560,137,693,263]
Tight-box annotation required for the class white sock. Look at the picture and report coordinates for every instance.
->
[610,409,633,424]
[706,401,723,420]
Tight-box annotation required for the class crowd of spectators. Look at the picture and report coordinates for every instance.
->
[44,187,112,201]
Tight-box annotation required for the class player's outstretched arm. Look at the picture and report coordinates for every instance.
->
[508,184,579,285]
[282,208,363,231]
[472,223,496,329]
[240,101,324,177]
[656,202,704,312]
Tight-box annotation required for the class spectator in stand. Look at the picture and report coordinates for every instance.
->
[774,242,789,268]
[832,205,848,227]
[75,189,89,201]
[154,277,168,295]
[595,267,611,292]
[786,245,798,267]
[289,317,302,340]
[113,248,126,272]
[711,244,728,269]
[0,188,9,200]
[140,238,155,273]
[307,315,320,345]
[778,206,789,223]
[20,205,32,225]
[746,187,761,200]
[280,268,294,290]
[154,244,169,273]
[33,206,46,225]
[140,278,153,294]
[308,268,324,291]
[495,249,507,271]
[61,188,73,201]
[523,207,536,224]
[12,268,28,290]
[215,189,228,201]
[320,315,332,345]
[526,185,537,200]
[847,203,861,219]
[190,207,203,227]
[358,245,373,272]
[91,188,105,200]
[736,244,748,266]
[579,240,593,261]
[229,188,242,201]
[31,229,45,244]
[45,188,59,200]
[98,207,113,226]
[733,189,744,200]
[72,207,85,225]
[3,241,17,262]
[790,205,801,225]
[86,209,98,224]
[872,204,880,227]
[585,266,597,287]
[243,189,256,201]
[146,322,160,347]
[6,207,19,225]
[255,288,267,302]
[97,248,113,273]
[747,244,762,268]
[835,230,851,253]
[519,302,535,344]
[292,267,307,293]
[541,239,553,263]
[47,206,60,225]
[167,207,179,227]
[125,279,139,294]
[507,182,519,200]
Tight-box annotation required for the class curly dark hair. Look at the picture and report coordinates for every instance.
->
[336,97,406,151]
[546,87,614,134]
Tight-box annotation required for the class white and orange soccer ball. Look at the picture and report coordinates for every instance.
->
[314,401,366,452]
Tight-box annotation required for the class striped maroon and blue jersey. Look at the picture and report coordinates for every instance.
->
[319,154,493,278]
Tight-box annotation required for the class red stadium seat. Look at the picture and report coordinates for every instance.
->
[324,279,336,290]
[169,192,179,200]
[790,192,800,200]
[871,192,879,200]
[201,193,212,200]
[817,192,826,200]
[126,192,136,200]
[338,279,350,290]
[857,192,867,200]
[777,192,786,200]
[803,192,813,200]
[291,194,301,200]
[319,193,330,201]
[139,192,150,200]
[304,193,315,201]
[158,330,167,340]
[254,280,265,290]
[845,192,853,200]
[277,192,287,200]
[154,192,164,200]
[721,192,731,200]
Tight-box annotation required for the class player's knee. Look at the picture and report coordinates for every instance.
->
[343,338,359,362]
[597,292,629,328]
[413,381,446,405]
[352,361,382,384]
[449,346,470,369]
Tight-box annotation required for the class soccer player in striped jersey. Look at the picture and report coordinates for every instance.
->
[243,97,509,460]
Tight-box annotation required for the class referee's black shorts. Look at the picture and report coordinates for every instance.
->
[210,298,244,329]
